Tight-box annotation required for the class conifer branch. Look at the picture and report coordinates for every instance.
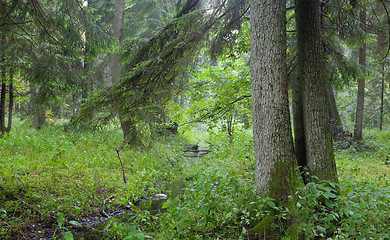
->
[379,0,390,61]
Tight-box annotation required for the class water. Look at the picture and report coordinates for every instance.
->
[55,145,209,239]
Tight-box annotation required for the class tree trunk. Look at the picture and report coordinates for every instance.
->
[250,0,298,238]
[354,7,366,141]
[6,67,14,132]
[296,0,338,182]
[111,0,135,143]
[81,0,90,101]
[380,64,385,131]
[0,37,5,134]
[326,83,344,140]
[0,79,5,134]
[292,63,306,176]
[30,84,45,129]
[110,0,125,86]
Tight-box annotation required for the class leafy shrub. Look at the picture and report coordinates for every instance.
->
[298,180,390,239]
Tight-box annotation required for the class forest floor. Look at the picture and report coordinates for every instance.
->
[1,119,390,239]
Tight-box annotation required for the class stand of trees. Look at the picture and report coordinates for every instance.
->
[1,0,390,238]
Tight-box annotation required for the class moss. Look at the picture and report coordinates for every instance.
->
[252,214,276,237]
[252,159,301,239]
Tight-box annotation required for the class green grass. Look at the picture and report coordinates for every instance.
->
[0,119,187,239]
[1,119,390,239]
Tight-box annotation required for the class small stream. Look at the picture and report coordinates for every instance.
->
[49,145,209,240]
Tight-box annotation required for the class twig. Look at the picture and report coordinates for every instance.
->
[115,148,127,184]
[101,194,116,218]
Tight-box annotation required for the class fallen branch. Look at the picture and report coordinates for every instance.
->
[101,194,116,218]
[115,148,127,184]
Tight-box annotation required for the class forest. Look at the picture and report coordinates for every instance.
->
[1,0,390,239]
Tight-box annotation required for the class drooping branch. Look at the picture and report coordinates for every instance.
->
[73,1,227,125]
[379,0,390,61]
[192,94,251,124]
[73,0,251,144]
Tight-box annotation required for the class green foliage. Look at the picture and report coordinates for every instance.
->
[103,215,150,240]
[73,2,214,143]
[298,179,390,239]
[186,58,251,133]
[156,170,255,239]
[168,20,252,137]
[74,0,253,144]
[297,129,390,239]
[0,118,184,239]
[2,120,390,239]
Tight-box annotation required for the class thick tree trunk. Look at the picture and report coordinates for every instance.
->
[251,0,298,238]
[354,7,366,141]
[120,116,145,148]
[296,0,337,182]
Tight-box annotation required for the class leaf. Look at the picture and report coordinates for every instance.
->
[266,201,278,210]
[63,232,74,240]
[225,212,233,219]
[316,225,326,234]
[324,198,334,208]
[69,220,82,227]
[162,202,169,209]
[323,191,337,199]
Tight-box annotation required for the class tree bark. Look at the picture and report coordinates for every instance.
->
[380,64,384,131]
[30,84,45,129]
[296,0,338,182]
[326,82,344,139]
[0,79,5,134]
[110,0,144,146]
[354,7,366,141]
[111,0,125,86]
[0,36,5,134]
[6,67,14,132]
[110,0,135,143]
[292,63,306,175]
[251,0,298,237]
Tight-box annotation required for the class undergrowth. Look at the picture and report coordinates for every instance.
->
[0,119,185,239]
[1,120,390,239]
[103,128,390,239]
